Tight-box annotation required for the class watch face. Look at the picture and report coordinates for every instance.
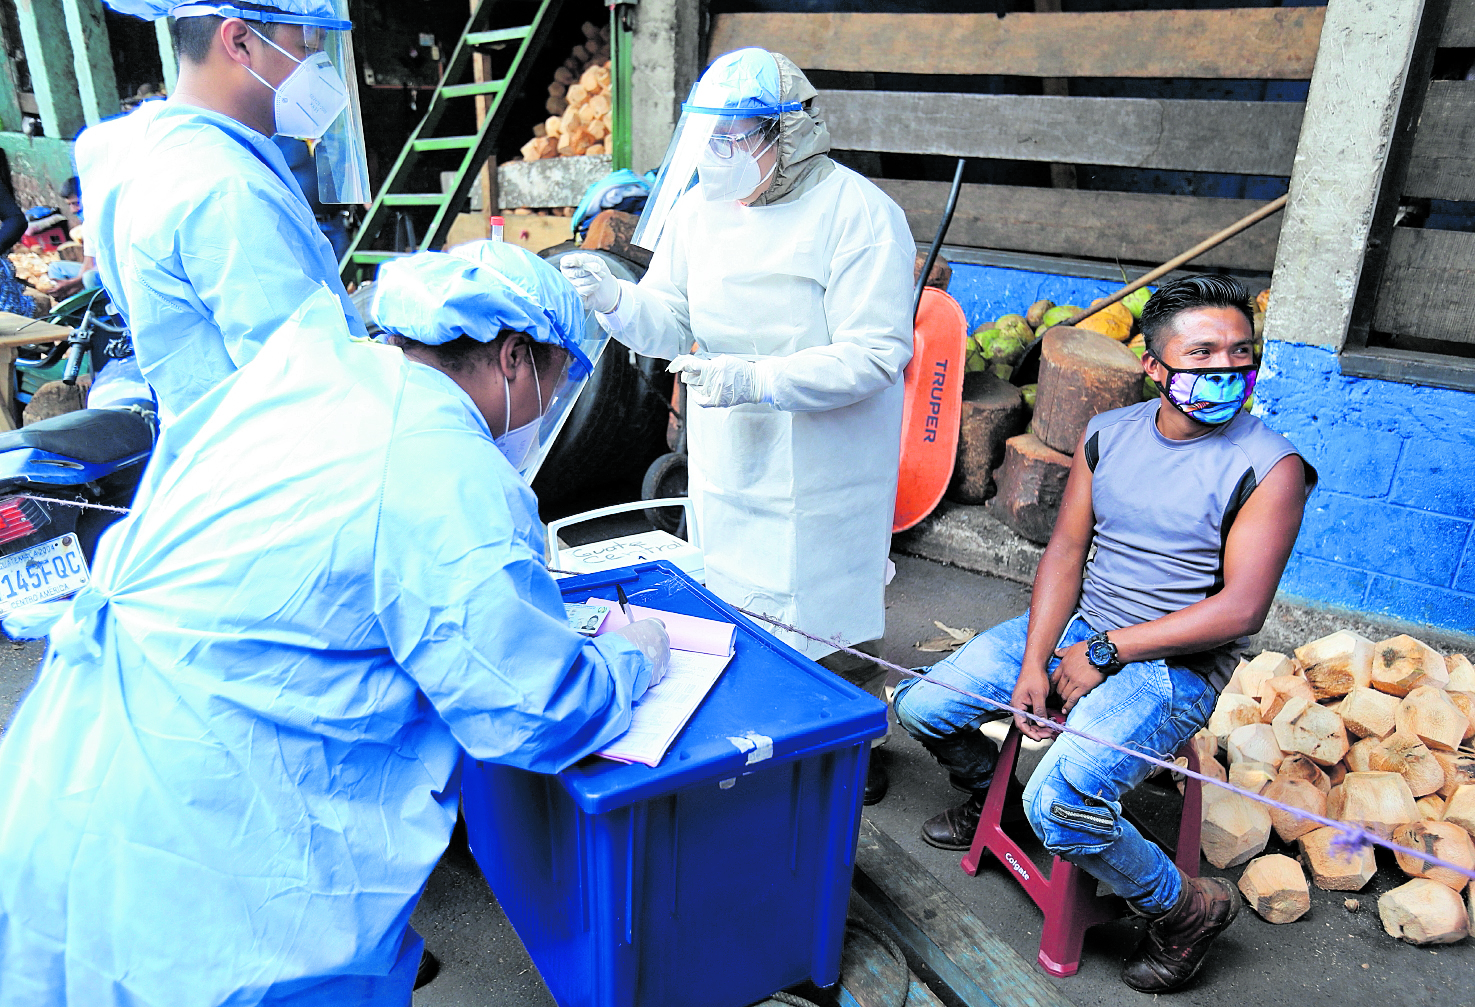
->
[1088,640,1114,667]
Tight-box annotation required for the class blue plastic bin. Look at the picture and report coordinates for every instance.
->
[461,561,888,1007]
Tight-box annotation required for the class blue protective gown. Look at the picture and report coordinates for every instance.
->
[0,289,648,1006]
[74,100,367,424]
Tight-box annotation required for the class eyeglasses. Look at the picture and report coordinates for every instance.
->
[707,122,771,160]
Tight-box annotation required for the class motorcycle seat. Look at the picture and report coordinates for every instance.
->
[0,408,154,467]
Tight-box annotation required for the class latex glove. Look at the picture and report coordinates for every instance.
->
[667,354,767,408]
[612,617,670,689]
[559,252,620,314]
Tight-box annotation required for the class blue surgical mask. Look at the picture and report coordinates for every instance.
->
[1152,360,1258,426]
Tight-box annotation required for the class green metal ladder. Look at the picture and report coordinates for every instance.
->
[339,0,566,285]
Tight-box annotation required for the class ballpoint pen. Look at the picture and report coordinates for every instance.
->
[616,583,636,625]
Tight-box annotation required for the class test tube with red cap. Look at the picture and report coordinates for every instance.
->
[491,216,504,242]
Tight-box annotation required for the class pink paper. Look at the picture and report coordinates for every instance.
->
[586,597,735,657]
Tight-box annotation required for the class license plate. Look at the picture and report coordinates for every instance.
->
[0,534,90,617]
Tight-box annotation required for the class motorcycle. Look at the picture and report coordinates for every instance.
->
[0,287,155,620]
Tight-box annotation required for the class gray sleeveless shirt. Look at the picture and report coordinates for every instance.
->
[1077,401,1317,691]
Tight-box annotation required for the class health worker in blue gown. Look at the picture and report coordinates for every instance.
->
[78,0,373,424]
[0,243,670,1006]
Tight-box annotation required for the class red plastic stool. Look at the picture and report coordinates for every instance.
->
[959,722,1203,977]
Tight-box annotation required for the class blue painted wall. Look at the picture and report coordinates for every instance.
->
[1254,341,1475,634]
[947,262,1137,333]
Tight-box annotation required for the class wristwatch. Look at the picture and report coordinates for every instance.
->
[1085,631,1123,675]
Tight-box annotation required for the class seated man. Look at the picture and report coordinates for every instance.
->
[894,275,1315,994]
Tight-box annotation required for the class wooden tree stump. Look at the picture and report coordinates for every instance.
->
[947,374,1029,504]
[582,209,653,268]
[1369,732,1446,798]
[1327,771,1419,839]
[1298,825,1378,891]
[1272,696,1349,767]
[1443,785,1475,841]
[986,432,1071,544]
[1433,751,1475,799]
[1379,878,1470,944]
[1339,687,1401,740]
[914,250,952,291]
[1229,762,1277,795]
[1030,326,1142,455]
[1209,693,1263,747]
[1238,853,1311,923]
[1260,675,1316,723]
[1372,635,1449,696]
[1392,821,1475,891]
[1264,777,1327,843]
[1277,753,1332,795]
[1201,787,1272,869]
[1396,686,1470,752]
[1227,723,1283,768]
[1294,630,1374,700]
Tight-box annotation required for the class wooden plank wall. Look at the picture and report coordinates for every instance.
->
[1365,0,1475,344]
[708,9,1325,79]
[709,7,1325,273]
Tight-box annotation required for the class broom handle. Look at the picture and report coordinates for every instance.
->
[1063,193,1288,328]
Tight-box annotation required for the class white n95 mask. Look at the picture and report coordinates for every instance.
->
[246,28,350,140]
[697,140,775,203]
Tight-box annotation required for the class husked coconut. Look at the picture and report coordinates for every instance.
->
[1294,630,1374,700]
[1371,635,1449,696]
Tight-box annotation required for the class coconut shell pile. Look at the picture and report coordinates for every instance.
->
[518,21,613,162]
[9,250,58,293]
[1187,632,1475,946]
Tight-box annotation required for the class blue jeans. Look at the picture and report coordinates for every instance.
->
[894,611,1216,914]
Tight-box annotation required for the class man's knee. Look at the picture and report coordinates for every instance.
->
[1024,763,1122,856]
[893,677,942,739]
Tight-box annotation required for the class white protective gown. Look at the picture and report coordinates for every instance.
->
[0,289,648,1006]
[602,165,915,658]
[74,99,366,424]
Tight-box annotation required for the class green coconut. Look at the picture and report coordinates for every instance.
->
[995,315,1032,347]
[1039,304,1081,329]
[1122,287,1152,319]
[1020,383,1038,409]
[989,335,1025,366]
[991,362,1013,382]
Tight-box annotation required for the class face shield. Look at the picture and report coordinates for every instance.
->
[169,2,370,203]
[631,48,801,251]
[514,330,604,483]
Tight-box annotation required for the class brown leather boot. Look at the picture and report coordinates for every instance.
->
[1121,871,1241,993]
[921,793,984,850]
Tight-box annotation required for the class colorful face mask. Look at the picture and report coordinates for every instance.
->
[1152,361,1257,426]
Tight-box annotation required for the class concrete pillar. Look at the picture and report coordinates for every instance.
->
[628,0,701,174]
[61,0,120,126]
[1261,0,1430,352]
[15,0,85,139]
